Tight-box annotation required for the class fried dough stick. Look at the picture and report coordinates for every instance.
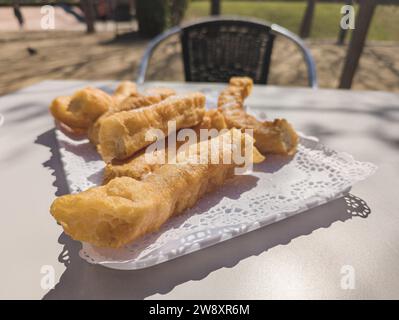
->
[50,87,114,129]
[218,77,298,155]
[221,105,299,155]
[50,129,264,248]
[88,88,176,145]
[218,76,254,108]
[103,109,227,183]
[49,81,138,131]
[98,93,206,163]
[115,87,176,114]
[112,81,139,104]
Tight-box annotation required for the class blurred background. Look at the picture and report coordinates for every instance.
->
[1,0,398,95]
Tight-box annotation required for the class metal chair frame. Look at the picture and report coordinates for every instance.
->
[137,16,318,88]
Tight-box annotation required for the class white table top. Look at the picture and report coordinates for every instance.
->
[0,80,398,299]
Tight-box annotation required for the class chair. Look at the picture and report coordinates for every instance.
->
[137,16,318,88]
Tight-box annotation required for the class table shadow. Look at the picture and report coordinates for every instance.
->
[36,128,370,300]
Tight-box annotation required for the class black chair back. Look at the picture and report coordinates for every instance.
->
[181,19,275,84]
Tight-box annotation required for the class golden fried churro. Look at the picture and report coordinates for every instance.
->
[103,109,228,183]
[220,105,298,155]
[50,129,264,248]
[88,89,176,145]
[198,109,227,131]
[98,93,206,162]
[116,89,176,113]
[143,87,177,100]
[218,77,298,155]
[112,81,139,104]
[50,82,140,131]
[217,77,253,108]
[49,87,114,129]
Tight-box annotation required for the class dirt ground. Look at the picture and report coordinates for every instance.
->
[1,30,398,96]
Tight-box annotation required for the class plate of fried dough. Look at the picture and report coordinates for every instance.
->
[49,77,377,270]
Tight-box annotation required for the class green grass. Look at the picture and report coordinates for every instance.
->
[186,1,399,41]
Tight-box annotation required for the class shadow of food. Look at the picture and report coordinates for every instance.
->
[35,128,69,196]
[87,169,104,185]
[56,122,88,142]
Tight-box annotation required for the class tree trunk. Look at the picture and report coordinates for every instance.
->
[81,0,96,33]
[299,0,316,38]
[337,28,347,46]
[210,0,221,16]
[339,0,377,89]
